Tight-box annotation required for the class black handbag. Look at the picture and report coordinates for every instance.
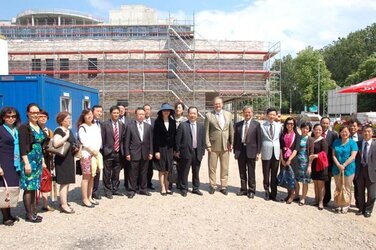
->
[277,165,296,190]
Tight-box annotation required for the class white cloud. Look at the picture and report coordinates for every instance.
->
[191,0,376,56]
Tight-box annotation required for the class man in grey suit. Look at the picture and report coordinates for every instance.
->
[176,106,206,197]
[234,106,262,199]
[101,106,125,199]
[320,117,338,206]
[205,96,234,195]
[355,123,376,218]
[125,108,153,198]
[260,107,282,201]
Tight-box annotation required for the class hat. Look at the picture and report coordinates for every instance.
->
[158,103,175,116]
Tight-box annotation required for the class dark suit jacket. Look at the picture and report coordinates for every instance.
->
[175,120,205,161]
[124,120,153,161]
[101,119,125,157]
[355,139,376,183]
[233,119,262,159]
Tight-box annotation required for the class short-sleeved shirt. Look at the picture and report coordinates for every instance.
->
[332,138,358,176]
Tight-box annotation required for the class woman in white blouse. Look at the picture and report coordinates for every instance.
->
[77,109,102,208]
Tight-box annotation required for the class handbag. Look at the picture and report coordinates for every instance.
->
[277,165,296,190]
[168,161,178,184]
[40,167,52,193]
[0,176,20,208]
[46,139,70,157]
[334,173,351,207]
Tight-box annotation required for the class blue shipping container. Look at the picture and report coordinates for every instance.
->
[0,75,99,133]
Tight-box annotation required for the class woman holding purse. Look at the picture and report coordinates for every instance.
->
[77,109,102,208]
[19,103,48,223]
[53,111,77,214]
[279,117,300,204]
[0,107,21,226]
[332,125,358,214]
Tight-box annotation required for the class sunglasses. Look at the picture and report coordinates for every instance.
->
[5,115,17,119]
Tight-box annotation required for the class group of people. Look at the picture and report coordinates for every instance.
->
[0,96,375,227]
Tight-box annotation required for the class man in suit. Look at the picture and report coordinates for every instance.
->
[205,96,234,195]
[355,123,376,218]
[349,118,363,207]
[118,104,133,191]
[176,106,205,197]
[320,117,338,206]
[233,106,262,199]
[125,107,153,198]
[92,105,103,200]
[101,106,125,199]
[143,104,156,190]
[260,107,282,201]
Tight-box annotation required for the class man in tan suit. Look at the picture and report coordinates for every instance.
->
[205,97,234,195]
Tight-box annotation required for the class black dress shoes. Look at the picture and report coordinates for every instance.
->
[364,212,371,218]
[148,185,155,190]
[25,215,42,223]
[139,191,152,196]
[355,210,364,216]
[181,190,188,197]
[92,193,101,200]
[236,190,247,196]
[105,193,113,199]
[113,191,124,196]
[192,190,203,196]
[209,187,216,194]
[128,192,135,199]
[247,192,255,199]
[219,188,228,195]
[264,191,270,201]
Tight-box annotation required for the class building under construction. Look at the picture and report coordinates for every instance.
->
[1,5,281,117]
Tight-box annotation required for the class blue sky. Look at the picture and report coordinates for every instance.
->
[1,0,375,55]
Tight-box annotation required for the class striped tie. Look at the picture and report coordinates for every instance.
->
[114,122,119,152]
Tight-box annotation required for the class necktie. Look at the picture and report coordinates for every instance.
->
[191,123,197,149]
[242,121,249,144]
[114,122,119,152]
[363,142,368,165]
[322,132,326,138]
[269,123,274,139]
[138,122,143,142]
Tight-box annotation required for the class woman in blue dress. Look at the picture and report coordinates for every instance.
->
[332,125,358,214]
[0,107,21,226]
[19,103,48,223]
[296,122,314,206]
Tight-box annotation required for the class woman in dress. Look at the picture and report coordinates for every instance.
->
[309,124,329,210]
[332,125,358,214]
[19,103,47,223]
[280,117,300,204]
[53,111,77,214]
[77,109,102,208]
[296,122,314,206]
[0,107,21,226]
[38,109,55,212]
[153,103,176,195]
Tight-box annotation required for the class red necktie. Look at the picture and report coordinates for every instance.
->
[114,122,119,152]
[322,132,326,139]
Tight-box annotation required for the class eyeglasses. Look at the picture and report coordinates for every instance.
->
[286,122,294,125]
[29,112,40,115]
[5,115,17,119]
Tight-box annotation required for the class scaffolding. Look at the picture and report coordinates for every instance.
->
[5,18,280,116]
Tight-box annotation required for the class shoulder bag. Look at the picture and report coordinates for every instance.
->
[46,139,70,157]
[0,176,20,208]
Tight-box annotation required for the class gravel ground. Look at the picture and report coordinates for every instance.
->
[1,154,375,249]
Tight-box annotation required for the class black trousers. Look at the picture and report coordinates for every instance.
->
[123,159,131,189]
[179,149,201,191]
[262,153,279,199]
[129,160,149,193]
[238,145,256,193]
[147,160,154,187]
[324,175,332,204]
[103,152,122,195]
[356,166,376,213]
[92,171,100,195]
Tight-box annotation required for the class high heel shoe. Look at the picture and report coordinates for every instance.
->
[82,202,95,208]
[160,192,167,196]
[60,205,75,214]
[25,215,42,223]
